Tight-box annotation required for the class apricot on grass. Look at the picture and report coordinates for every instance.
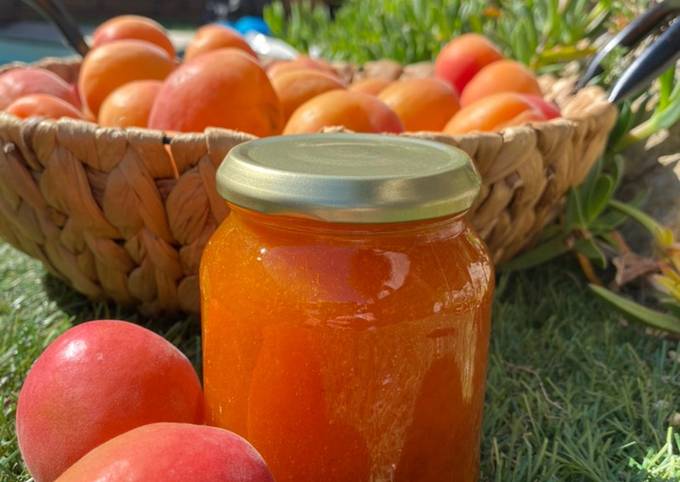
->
[348,77,392,96]
[78,39,175,116]
[443,92,546,135]
[6,94,85,120]
[283,89,403,134]
[378,78,460,131]
[0,67,80,110]
[434,33,504,94]
[272,69,345,121]
[16,320,203,482]
[185,24,257,60]
[55,423,273,482]
[98,80,163,128]
[148,48,284,136]
[92,15,176,59]
[459,59,542,106]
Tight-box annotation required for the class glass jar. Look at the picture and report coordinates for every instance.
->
[201,134,494,482]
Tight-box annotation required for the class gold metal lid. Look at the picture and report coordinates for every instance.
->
[216,134,480,223]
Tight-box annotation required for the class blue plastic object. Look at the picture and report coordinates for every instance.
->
[233,16,270,35]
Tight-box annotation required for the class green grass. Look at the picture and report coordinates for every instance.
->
[0,242,678,481]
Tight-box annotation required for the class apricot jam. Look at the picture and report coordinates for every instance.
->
[201,134,494,482]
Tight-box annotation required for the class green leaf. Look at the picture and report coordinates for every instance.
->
[574,237,607,268]
[565,187,588,231]
[609,199,675,248]
[585,175,615,223]
[589,285,680,334]
[500,235,571,272]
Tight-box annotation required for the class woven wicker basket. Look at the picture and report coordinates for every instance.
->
[0,57,617,314]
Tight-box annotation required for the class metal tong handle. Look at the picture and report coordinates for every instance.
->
[577,0,680,102]
[22,0,89,57]
[609,19,680,102]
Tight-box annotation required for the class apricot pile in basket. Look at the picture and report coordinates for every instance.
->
[0,15,560,137]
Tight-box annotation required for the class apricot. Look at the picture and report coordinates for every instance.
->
[92,15,175,59]
[434,33,504,94]
[148,48,283,136]
[283,90,403,134]
[55,423,274,482]
[6,94,85,120]
[185,24,256,61]
[522,94,561,119]
[98,80,162,127]
[378,78,460,131]
[78,39,175,116]
[16,320,203,482]
[272,69,345,121]
[267,56,337,79]
[349,77,392,96]
[443,92,546,135]
[0,67,80,109]
[460,59,542,106]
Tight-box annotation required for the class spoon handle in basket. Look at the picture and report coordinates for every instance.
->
[22,0,89,57]
[577,0,680,90]
[609,19,680,103]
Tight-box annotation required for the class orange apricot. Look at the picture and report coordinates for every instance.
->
[378,78,460,131]
[5,94,85,120]
[92,15,176,59]
[184,24,256,61]
[272,69,345,121]
[443,92,546,135]
[98,80,163,127]
[0,67,80,109]
[283,90,403,134]
[55,423,274,482]
[268,56,337,79]
[434,33,504,94]
[349,77,392,96]
[148,48,283,136]
[78,39,175,116]
[460,59,542,106]
[521,94,561,119]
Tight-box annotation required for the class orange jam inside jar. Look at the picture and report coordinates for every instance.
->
[201,134,494,482]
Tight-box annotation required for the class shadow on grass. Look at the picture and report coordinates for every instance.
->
[40,273,203,374]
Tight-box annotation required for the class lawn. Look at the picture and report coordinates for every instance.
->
[1,241,678,481]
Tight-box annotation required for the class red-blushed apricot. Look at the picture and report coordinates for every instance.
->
[267,56,338,79]
[185,24,257,60]
[349,77,392,96]
[459,59,542,106]
[0,67,80,109]
[16,320,203,482]
[148,48,283,136]
[6,94,85,120]
[55,423,274,482]
[78,39,175,117]
[378,78,460,131]
[434,33,504,94]
[92,15,176,59]
[521,94,561,119]
[271,69,345,121]
[443,92,546,135]
[98,80,163,127]
[283,90,403,134]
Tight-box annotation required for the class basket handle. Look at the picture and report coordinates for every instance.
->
[22,0,89,57]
